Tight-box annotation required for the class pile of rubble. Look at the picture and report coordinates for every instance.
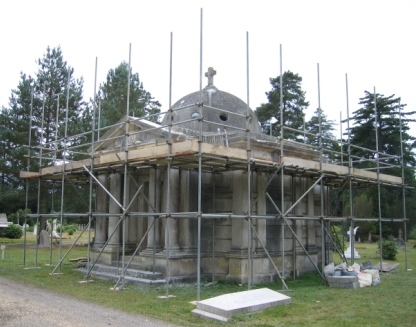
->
[324,261,380,289]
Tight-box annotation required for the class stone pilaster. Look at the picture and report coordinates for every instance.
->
[107,173,122,252]
[161,168,180,252]
[255,172,267,252]
[144,167,161,253]
[94,173,108,249]
[307,178,317,252]
[179,170,197,253]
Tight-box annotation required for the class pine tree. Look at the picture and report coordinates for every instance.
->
[349,91,415,168]
[33,46,90,162]
[305,107,340,161]
[0,74,36,214]
[0,46,91,221]
[347,91,416,236]
[256,71,309,141]
[97,62,161,127]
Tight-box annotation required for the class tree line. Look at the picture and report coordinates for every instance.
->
[1,46,415,239]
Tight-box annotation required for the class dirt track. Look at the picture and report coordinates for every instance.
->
[0,277,177,327]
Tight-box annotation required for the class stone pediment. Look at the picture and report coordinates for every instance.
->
[91,116,186,153]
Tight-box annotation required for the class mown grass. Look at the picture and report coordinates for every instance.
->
[1,235,415,327]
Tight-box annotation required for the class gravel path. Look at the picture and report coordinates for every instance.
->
[0,277,178,327]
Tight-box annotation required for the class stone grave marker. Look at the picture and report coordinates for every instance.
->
[192,288,291,322]
[39,230,50,247]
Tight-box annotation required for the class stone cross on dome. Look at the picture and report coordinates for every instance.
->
[205,67,216,86]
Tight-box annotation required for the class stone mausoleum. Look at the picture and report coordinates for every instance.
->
[25,67,401,285]
[88,67,327,284]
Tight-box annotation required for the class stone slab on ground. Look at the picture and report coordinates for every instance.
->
[373,262,400,272]
[191,288,291,322]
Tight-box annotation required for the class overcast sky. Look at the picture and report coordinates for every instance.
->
[1,0,414,136]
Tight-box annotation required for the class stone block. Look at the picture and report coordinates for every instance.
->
[192,288,291,321]
[326,275,359,289]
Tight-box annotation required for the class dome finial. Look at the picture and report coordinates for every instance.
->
[205,67,216,86]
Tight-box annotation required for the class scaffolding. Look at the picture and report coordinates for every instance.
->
[20,10,409,300]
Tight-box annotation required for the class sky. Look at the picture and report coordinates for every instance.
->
[1,0,415,137]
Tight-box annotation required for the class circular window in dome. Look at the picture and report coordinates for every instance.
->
[219,113,228,121]
[191,112,201,119]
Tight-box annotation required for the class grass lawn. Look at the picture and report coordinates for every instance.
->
[1,233,415,327]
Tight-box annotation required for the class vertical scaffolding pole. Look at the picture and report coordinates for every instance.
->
[374,88,383,270]
[35,83,47,268]
[279,44,285,279]
[398,101,409,270]
[120,44,132,289]
[245,31,253,289]
[87,57,98,278]
[164,32,174,298]
[58,70,71,273]
[23,85,34,267]
[317,63,326,270]
[346,74,354,264]
[196,7,203,302]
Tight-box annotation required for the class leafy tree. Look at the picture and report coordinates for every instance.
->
[97,62,161,127]
[256,71,309,141]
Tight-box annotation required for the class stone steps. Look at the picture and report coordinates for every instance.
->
[76,263,166,285]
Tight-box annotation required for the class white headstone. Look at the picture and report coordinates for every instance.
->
[344,226,361,259]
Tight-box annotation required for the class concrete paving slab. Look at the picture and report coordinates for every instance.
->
[373,262,400,272]
[191,288,291,321]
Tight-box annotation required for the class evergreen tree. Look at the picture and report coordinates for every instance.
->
[0,46,91,222]
[97,62,161,127]
[349,91,415,168]
[0,74,37,214]
[305,107,340,161]
[256,71,309,141]
[347,91,416,235]
[33,46,90,162]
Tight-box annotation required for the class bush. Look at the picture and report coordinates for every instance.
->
[62,224,77,235]
[378,240,398,260]
[4,225,23,239]
[409,228,416,240]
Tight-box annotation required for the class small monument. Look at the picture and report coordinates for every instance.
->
[344,226,361,259]
[39,230,50,248]
[397,228,405,247]
[50,219,59,239]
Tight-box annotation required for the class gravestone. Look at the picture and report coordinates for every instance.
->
[344,226,361,259]
[192,288,291,322]
[0,214,12,228]
[39,230,50,247]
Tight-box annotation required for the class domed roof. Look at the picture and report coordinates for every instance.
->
[161,67,261,134]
